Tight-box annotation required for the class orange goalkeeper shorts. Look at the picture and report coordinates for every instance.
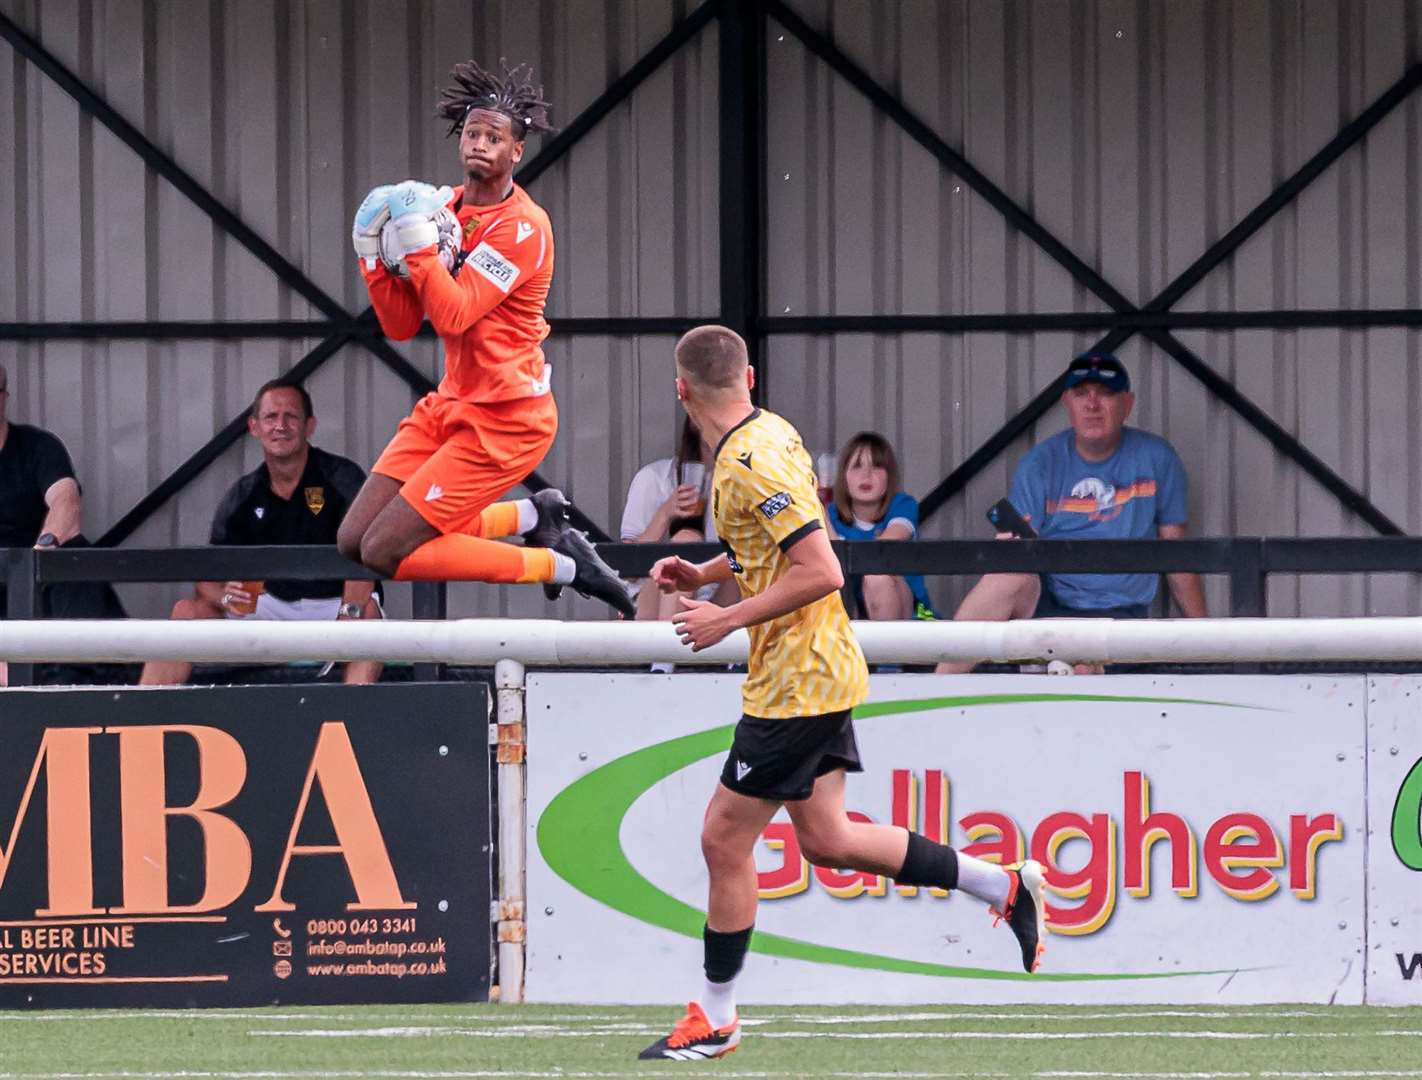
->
[372,391,558,535]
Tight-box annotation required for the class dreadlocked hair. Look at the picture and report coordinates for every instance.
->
[437,59,555,140]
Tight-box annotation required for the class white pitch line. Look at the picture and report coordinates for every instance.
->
[0,1073,1396,1080]
[757,1030,1417,1041]
[13,1075,1422,1080]
[746,1010,1347,1023]
[243,1026,1421,1043]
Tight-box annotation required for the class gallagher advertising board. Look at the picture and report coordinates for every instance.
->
[0,683,490,1007]
[1367,675,1422,1005]
[527,674,1362,1004]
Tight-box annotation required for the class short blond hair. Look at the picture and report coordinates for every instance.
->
[675,325,747,390]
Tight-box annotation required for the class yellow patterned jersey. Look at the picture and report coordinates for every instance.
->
[712,408,869,719]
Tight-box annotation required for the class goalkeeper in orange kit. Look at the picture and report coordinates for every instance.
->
[337,59,634,617]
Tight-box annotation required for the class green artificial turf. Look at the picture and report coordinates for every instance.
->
[1,1002,1419,1078]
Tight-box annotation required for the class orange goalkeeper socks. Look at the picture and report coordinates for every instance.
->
[394,533,555,584]
[470,501,524,540]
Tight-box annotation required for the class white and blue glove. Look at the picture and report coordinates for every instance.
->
[351,183,395,269]
[385,181,455,259]
[387,180,454,220]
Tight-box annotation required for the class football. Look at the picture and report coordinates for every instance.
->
[378,205,463,278]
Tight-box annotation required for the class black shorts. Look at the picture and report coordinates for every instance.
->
[719,709,862,802]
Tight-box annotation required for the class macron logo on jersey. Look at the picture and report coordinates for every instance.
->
[735,760,752,781]
[515,220,534,244]
[467,242,520,292]
[253,507,264,519]
[425,484,444,502]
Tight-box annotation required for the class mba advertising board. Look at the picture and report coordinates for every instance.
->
[0,684,490,1007]
[527,674,1366,1004]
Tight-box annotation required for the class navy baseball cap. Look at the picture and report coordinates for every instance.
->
[1064,351,1130,393]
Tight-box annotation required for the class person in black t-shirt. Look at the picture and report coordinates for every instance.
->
[0,364,82,551]
[0,363,126,686]
[139,380,382,685]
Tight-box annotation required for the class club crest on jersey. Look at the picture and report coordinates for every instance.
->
[468,241,520,292]
[758,491,792,519]
[304,486,325,516]
[462,216,480,241]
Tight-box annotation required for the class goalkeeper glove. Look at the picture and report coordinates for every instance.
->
[351,184,395,270]
[385,181,455,260]
[386,179,454,220]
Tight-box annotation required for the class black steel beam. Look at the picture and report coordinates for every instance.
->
[1139,62,1422,324]
[97,331,354,547]
[36,544,374,584]
[0,320,347,341]
[4,548,38,686]
[1144,329,1402,535]
[527,316,713,336]
[917,375,1067,522]
[720,0,767,402]
[1227,539,1267,617]
[0,11,348,322]
[766,0,1136,317]
[34,535,1422,588]
[411,582,448,680]
[0,8,626,546]
[766,2,1417,537]
[9,307,1422,343]
[516,0,721,188]
[1262,537,1422,573]
[760,309,1422,334]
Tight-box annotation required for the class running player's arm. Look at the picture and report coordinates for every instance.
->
[724,526,841,625]
[673,450,841,650]
[361,262,425,341]
[405,214,548,335]
[673,529,841,651]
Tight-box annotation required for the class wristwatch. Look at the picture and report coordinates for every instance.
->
[338,602,363,619]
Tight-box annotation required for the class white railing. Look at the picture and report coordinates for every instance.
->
[6,615,1422,666]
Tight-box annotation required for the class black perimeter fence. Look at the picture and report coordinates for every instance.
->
[4,537,1421,686]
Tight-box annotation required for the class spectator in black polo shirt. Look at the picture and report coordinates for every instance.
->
[140,380,382,685]
[0,363,126,686]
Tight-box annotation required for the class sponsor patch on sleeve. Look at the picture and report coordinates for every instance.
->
[758,491,792,519]
[467,241,521,292]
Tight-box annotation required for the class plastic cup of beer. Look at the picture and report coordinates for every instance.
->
[231,580,264,616]
[681,463,709,517]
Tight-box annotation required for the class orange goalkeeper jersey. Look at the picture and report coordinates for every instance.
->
[363,183,554,404]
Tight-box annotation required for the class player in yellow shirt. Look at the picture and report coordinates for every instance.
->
[638,326,1048,1062]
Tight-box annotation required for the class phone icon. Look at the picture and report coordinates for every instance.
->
[272,918,291,939]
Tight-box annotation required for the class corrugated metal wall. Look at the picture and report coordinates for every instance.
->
[1,0,1419,620]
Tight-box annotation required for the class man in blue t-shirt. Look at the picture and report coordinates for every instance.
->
[937,352,1206,673]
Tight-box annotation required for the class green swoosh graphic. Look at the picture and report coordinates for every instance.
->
[537,692,1254,982]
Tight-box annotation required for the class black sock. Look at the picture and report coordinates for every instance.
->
[895,831,959,890]
[703,923,753,983]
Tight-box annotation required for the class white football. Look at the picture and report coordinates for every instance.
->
[378,206,462,278]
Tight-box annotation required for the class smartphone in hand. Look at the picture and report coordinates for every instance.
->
[986,498,1037,539]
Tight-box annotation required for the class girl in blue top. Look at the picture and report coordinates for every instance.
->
[826,431,936,621]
